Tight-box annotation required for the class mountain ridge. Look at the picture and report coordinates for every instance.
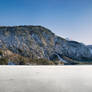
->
[0,25,92,65]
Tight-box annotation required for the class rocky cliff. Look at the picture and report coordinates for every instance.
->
[0,25,92,65]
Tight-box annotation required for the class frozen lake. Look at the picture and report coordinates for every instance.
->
[0,65,92,92]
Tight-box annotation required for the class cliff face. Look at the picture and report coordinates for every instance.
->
[0,26,56,59]
[0,25,92,65]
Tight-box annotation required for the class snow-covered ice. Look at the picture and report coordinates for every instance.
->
[0,65,92,92]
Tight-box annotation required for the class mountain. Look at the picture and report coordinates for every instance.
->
[0,25,92,65]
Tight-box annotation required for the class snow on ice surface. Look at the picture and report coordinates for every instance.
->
[0,65,92,92]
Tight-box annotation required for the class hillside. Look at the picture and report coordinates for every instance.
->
[0,25,92,65]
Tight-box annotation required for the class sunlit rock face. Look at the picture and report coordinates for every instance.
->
[0,25,92,64]
[0,26,55,59]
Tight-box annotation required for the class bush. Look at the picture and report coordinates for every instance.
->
[0,57,8,65]
[29,58,54,65]
[0,50,3,55]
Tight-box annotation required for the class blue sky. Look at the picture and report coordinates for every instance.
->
[0,0,92,44]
